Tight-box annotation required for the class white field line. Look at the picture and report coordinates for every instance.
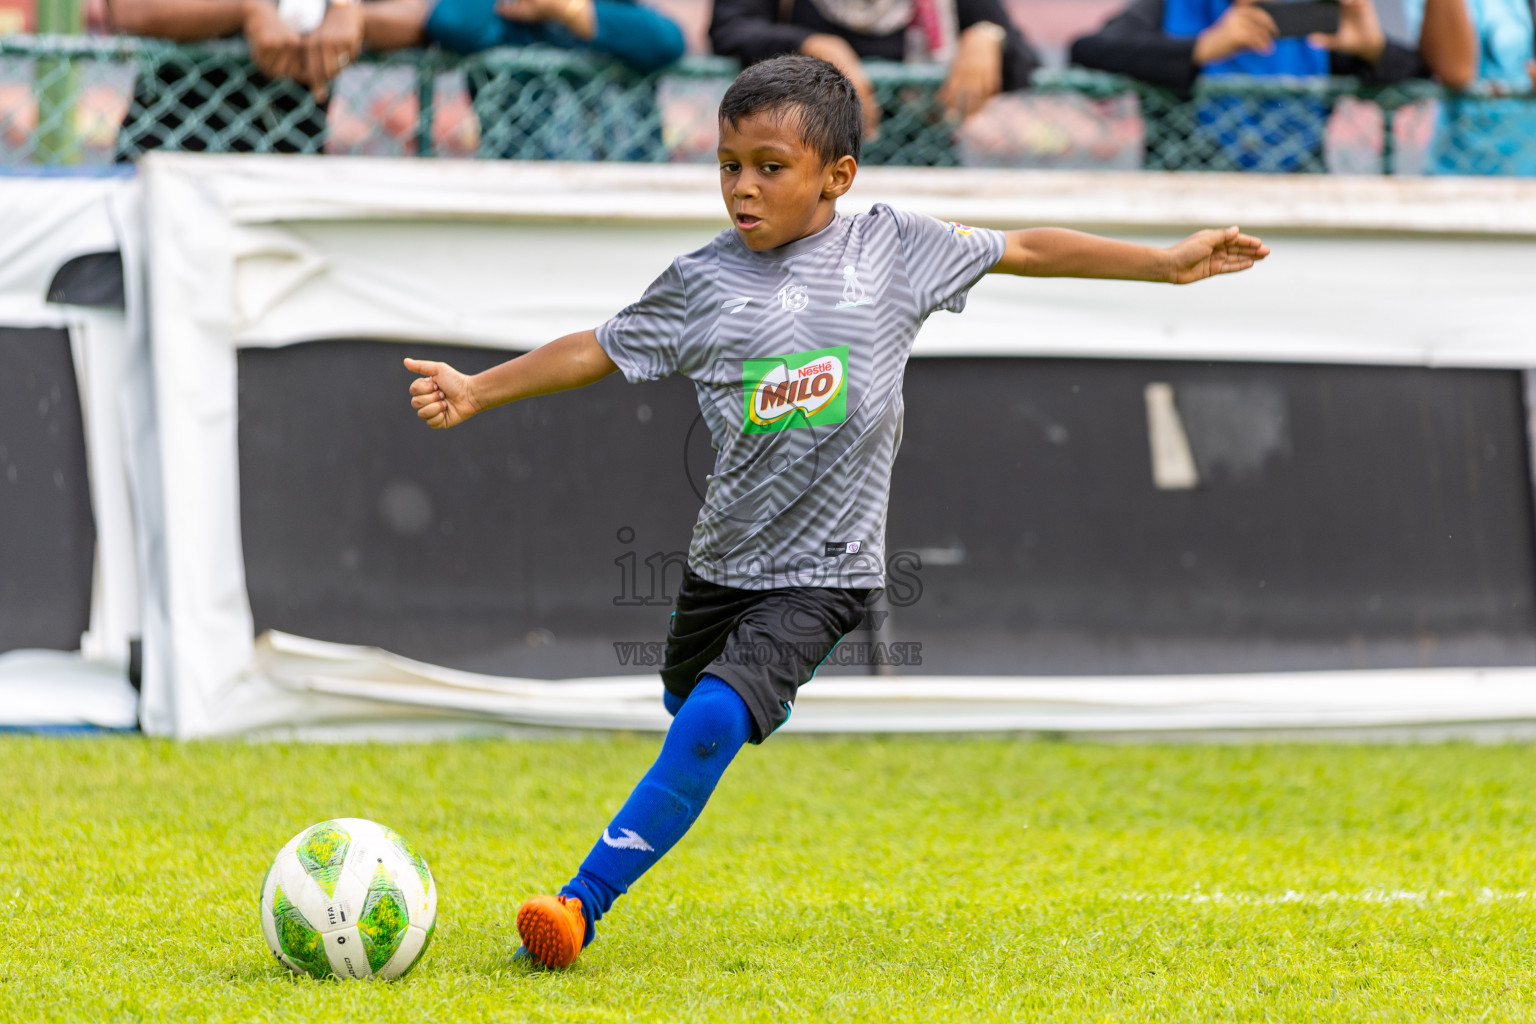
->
[1116,889,1532,906]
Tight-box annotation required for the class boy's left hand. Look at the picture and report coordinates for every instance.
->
[1165,226,1269,284]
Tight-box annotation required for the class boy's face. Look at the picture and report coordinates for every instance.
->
[717,109,856,252]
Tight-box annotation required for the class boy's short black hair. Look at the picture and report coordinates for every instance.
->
[718,55,863,165]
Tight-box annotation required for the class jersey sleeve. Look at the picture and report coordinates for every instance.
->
[594,259,689,382]
[887,205,1008,316]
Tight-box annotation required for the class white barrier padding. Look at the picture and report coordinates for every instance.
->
[128,154,1536,739]
[0,650,138,730]
[258,631,1536,736]
[0,174,142,727]
[0,175,128,329]
[144,154,1536,367]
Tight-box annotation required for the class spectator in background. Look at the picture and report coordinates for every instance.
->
[425,0,684,73]
[1406,0,1535,174]
[108,0,426,156]
[85,0,114,34]
[424,0,685,159]
[1068,0,1429,171]
[708,0,1039,164]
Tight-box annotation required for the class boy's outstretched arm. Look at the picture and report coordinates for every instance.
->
[405,329,618,429]
[991,225,1269,283]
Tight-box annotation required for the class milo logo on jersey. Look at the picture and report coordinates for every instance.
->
[742,344,849,433]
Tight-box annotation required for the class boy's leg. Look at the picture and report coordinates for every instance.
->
[515,675,751,968]
[516,570,872,968]
[662,687,686,717]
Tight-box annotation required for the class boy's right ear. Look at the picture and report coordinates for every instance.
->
[822,155,857,200]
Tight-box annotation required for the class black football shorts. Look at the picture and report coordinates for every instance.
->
[660,565,873,743]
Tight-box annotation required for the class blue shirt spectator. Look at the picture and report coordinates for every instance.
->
[1164,0,1331,171]
[425,0,684,159]
[1404,0,1536,174]
[426,0,684,74]
[1071,0,1424,171]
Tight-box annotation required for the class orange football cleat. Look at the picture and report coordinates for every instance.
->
[516,894,587,968]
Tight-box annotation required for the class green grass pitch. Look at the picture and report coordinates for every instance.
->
[2,734,1534,1022]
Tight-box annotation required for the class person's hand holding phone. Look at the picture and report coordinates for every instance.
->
[1306,0,1384,62]
[1192,0,1278,65]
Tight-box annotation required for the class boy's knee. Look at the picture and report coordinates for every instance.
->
[675,675,753,749]
[663,688,735,760]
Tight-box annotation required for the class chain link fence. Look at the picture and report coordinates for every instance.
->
[3,34,1534,173]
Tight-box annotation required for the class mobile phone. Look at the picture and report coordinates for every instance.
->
[1254,0,1341,37]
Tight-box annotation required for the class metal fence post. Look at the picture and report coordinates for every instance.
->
[34,0,82,164]
[1380,98,1397,176]
[415,61,435,158]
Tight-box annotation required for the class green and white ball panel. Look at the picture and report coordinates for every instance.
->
[258,817,438,981]
[257,858,290,974]
[381,917,434,981]
[272,876,336,979]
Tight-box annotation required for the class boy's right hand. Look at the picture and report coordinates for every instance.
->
[406,357,479,429]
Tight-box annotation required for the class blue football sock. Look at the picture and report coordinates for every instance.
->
[559,675,750,947]
[663,687,686,718]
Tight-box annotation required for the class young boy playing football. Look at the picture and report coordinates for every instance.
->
[404,54,1268,969]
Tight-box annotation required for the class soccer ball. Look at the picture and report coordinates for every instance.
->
[258,818,438,980]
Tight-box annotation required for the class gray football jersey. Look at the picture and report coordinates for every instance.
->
[595,203,1006,591]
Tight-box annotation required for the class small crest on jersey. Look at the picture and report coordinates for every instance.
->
[835,264,872,309]
[825,541,862,556]
[777,282,810,312]
[946,221,975,236]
